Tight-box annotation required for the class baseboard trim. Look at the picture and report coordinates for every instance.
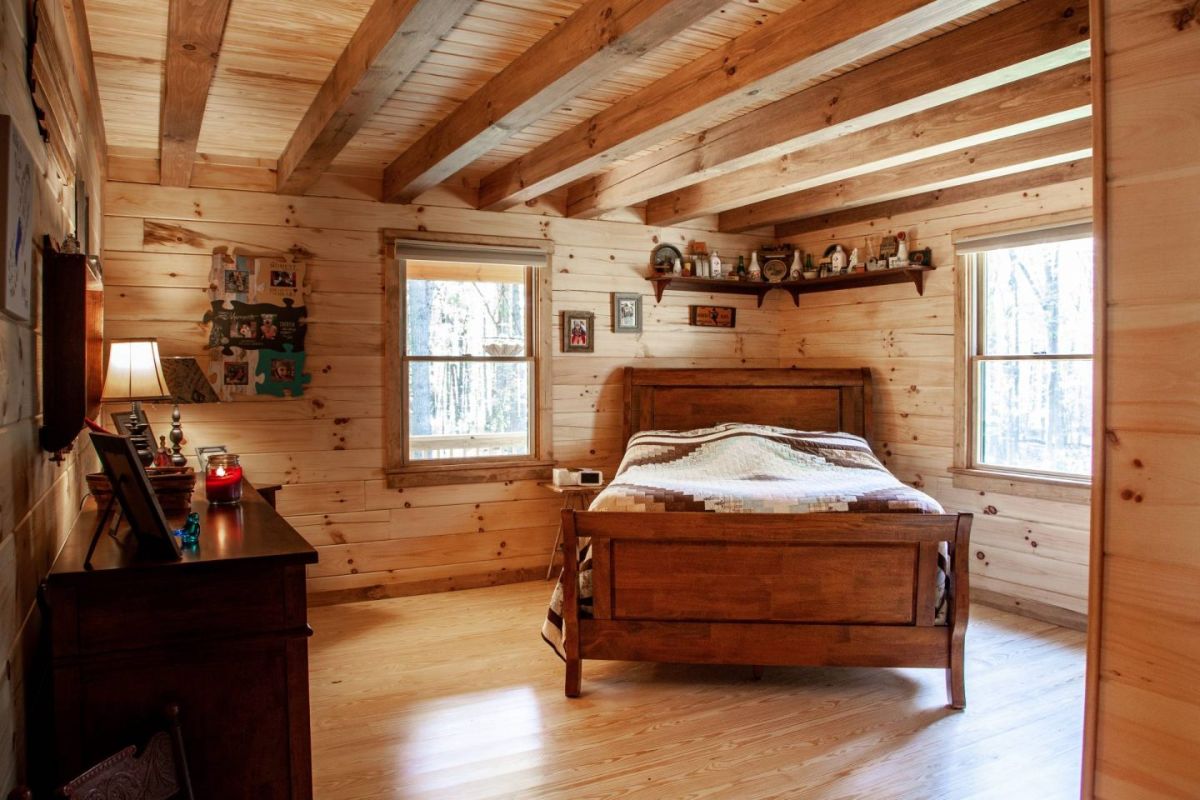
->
[307,565,545,607]
[973,587,1088,631]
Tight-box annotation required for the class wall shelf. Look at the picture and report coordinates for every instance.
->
[647,266,935,307]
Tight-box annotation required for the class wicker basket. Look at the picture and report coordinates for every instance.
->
[87,467,197,514]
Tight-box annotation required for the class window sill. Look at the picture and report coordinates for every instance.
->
[949,467,1091,505]
[386,459,555,489]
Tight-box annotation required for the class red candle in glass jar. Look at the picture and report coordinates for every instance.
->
[205,454,243,505]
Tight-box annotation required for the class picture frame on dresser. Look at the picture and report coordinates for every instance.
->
[91,432,181,561]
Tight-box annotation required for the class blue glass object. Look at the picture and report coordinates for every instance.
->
[175,511,201,548]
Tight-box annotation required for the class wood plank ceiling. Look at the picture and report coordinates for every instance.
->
[85,0,1092,236]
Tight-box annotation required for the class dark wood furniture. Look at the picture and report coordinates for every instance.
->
[39,242,104,457]
[41,481,317,798]
[58,703,193,799]
[646,265,934,307]
[560,368,972,707]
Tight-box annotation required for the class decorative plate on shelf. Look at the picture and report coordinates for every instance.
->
[762,259,788,283]
[650,244,683,272]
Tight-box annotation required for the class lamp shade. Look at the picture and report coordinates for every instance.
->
[101,339,171,402]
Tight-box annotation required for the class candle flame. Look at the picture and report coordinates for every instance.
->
[215,466,226,477]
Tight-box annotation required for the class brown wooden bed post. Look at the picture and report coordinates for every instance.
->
[561,508,583,698]
[946,512,973,709]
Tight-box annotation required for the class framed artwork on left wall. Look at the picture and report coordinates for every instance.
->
[0,115,35,321]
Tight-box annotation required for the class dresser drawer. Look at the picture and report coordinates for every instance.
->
[49,564,304,657]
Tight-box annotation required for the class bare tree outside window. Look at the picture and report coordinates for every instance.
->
[971,237,1093,478]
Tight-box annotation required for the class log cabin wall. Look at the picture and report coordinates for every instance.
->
[777,178,1094,623]
[1085,0,1200,795]
[101,180,774,605]
[0,0,106,793]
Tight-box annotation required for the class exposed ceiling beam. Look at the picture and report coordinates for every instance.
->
[575,0,1091,220]
[381,0,727,204]
[160,0,232,187]
[719,118,1093,233]
[646,63,1092,226]
[276,0,475,196]
[475,0,999,212]
[775,159,1093,238]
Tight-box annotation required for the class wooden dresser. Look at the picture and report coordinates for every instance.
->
[41,482,317,798]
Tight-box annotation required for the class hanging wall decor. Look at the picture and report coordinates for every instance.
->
[1,116,35,321]
[202,247,312,398]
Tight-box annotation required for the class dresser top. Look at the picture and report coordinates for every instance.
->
[49,480,317,584]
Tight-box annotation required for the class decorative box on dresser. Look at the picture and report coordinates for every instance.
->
[40,481,317,798]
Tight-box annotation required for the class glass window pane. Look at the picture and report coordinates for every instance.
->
[981,238,1093,356]
[978,358,1092,476]
[408,361,530,461]
[406,260,527,357]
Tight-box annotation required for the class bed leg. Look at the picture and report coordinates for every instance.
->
[565,658,582,698]
[946,660,965,710]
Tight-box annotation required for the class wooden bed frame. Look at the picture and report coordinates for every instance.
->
[560,368,973,707]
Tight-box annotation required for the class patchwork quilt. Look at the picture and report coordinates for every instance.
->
[542,423,947,659]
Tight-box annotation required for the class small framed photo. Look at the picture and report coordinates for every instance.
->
[223,269,250,293]
[689,305,736,329]
[90,432,180,561]
[612,292,642,333]
[561,310,595,353]
[195,444,228,473]
[224,361,250,386]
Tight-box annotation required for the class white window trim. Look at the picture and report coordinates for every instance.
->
[383,230,554,489]
[951,212,1093,504]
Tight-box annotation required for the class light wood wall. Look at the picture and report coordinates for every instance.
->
[777,178,1095,622]
[1086,0,1200,795]
[0,0,105,793]
[102,181,774,604]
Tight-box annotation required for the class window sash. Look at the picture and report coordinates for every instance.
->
[398,260,539,468]
[965,251,1093,481]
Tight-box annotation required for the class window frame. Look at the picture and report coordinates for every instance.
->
[951,213,1094,503]
[383,230,554,488]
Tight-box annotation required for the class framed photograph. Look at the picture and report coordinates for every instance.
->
[194,444,228,473]
[90,432,181,560]
[111,408,157,448]
[224,269,250,293]
[561,310,595,353]
[689,305,736,329]
[612,293,642,333]
[224,361,250,386]
[1,115,35,321]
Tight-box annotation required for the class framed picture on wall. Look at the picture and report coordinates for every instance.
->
[689,305,736,329]
[0,115,35,321]
[612,293,642,333]
[561,310,594,353]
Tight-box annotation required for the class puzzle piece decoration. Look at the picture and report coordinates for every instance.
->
[255,345,311,397]
[203,299,307,355]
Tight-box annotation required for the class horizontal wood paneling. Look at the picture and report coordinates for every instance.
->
[103,180,771,602]
[778,177,1094,619]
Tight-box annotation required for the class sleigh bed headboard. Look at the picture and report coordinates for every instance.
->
[622,367,873,445]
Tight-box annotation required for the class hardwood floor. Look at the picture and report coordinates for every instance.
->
[309,580,1085,799]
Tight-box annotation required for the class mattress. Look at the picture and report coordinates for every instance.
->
[542,423,948,659]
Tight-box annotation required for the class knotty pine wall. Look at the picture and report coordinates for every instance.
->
[778,178,1094,622]
[0,0,105,792]
[102,181,775,605]
[1087,0,1200,795]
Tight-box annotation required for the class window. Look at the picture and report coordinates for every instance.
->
[384,233,553,488]
[957,220,1093,486]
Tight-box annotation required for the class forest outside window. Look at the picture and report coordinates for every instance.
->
[956,221,1093,490]
[385,235,553,488]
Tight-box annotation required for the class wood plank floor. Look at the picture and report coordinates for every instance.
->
[308,580,1086,799]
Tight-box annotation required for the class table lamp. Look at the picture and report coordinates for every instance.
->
[101,339,171,466]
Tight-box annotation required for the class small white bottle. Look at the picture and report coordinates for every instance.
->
[789,250,801,280]
[748,251,762,280]
[897,234,909,265]
[831,245,847,272]
[672,256,682,275]
[710,250,723,279]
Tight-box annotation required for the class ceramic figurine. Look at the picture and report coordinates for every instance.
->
[831,245,847,272]
[672,256,682,275]
[849,248,860,271]
[749,251,762,280]
[710,250,723,279]
[789,250,802,280]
